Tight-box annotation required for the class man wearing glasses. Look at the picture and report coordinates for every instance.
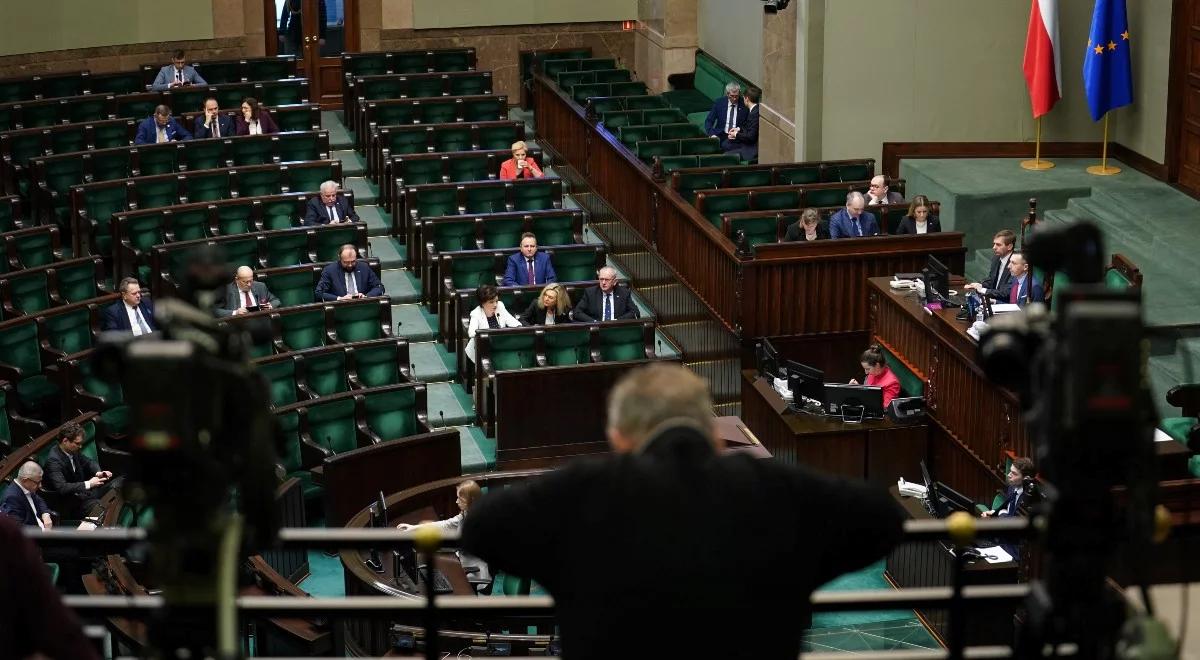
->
[572,266,640,322]
[1,462,54,529]
[215,266,282,317]
[43,422,115,521]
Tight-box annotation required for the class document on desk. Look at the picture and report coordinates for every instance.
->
[976,545,1014,563]
[991,303,1021,314]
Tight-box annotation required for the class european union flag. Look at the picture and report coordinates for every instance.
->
[1083,0,1133,121]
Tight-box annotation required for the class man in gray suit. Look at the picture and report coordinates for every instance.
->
[214,266,282,317]
[150,50,208,91]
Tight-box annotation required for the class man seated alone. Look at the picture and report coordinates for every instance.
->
[304,181,360,226]
[214,266,282,317]
[501,233,557,286]
[572,266,639,322]
[963,229,1017,301]
[193,97,234,139]
[724,86,761,163]
[102,277,157,335]
[828,191,879,239]
[315,245,384,301]
[135,105,193,145]
[499,141,544,180]
[1,462,54,530]
[150,49,207,91]
[703,81,744,141]
[865,175,903,205]
[42,422,114,521]
[461,363,905,660]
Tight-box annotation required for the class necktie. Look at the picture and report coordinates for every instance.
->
[243,290,252,308]
[26,492,44,530]
[726,103,736,132]
[175,69,182,84]
[1010,280,1020,304]
[212,119,220,138]
[853,217,862,237]
[603,293,612,321]
[157,127,167,143]
[69,455,76,476]
[527,259,535,285]
[345,271,357,295]
[134,308,151,334]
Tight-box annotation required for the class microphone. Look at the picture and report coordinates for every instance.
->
[438,411,445,428]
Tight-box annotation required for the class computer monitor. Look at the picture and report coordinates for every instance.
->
[932,481,977,517]
[824,383,885,420]
[756,338,782,380]
[784,360,825,403]
[923,254,951,302]
[394,544,418,584]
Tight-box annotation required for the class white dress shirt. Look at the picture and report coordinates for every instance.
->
[17,481,45,530]
[248,120,262,135]
[125,304,151,336]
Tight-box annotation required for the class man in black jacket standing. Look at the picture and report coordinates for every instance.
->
[462,363,905,659]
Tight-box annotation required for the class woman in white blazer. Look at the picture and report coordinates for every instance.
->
[464,283,522,362]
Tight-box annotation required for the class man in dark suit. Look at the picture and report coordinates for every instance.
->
[725,86,760,162]
[304,181,360,226]
[703,81,745,139]
[102,277,157,336]
[134,104,193,145]
[214,266,283,317]
[1,462,54,529]
[1005,252,1044,307]
[981,456,1035,559]
[964,229,1017,301]
[828,192,880,239]
[315,244,384,301]
[42,422,112,521]
[502,232,557,286]
[193,97,235,139]
[572,266,638,322]
[865,175,904,205]
[462,363,904,660]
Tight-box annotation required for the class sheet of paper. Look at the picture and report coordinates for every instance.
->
[991,303,1021,313]
[977,545,1014,563]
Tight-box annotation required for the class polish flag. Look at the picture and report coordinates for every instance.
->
[1023,0,1061,117]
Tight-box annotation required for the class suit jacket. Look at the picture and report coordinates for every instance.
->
[499,157,544,181]
[572,285,638,322]
[0,482,50,527]
[43,445,102,502]
[214,281,282,317]
[134,116,193,145]
[828,208,880,239]
[101,298,158,333]
[461,423,905,660]
[866,191,903,205]
[783,221,829,242]
[992,486,1027,517]
[703,97,746,137]
[1008,274,1044,307]
[192,114,235,139]
[150,64,207,91]
[304,195,360,226]
[895,216,942,235]
[726,103,759,162]
[234,110,280,136]
[980,254,1015,301]
[315,261,384,301]
[518,299,572,326]
[502,252,557,287]
[464,301,522,362]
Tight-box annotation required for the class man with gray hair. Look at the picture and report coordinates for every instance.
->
[828,190,880,239]
[572,266,639,322]
[703,81,745,139]
[1,462,54,529]
[304,180,359,226]
[462,363,904,660]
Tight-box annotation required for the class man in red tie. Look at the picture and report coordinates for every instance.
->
[214,266,283,317]
[502,233,558,287]
[1006,253,1044,307]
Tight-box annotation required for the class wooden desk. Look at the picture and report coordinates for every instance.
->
[885,486,1019,647]
[739,370,927,487]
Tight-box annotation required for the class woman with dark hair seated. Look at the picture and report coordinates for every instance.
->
[849,344,901,408]
[235,97,280,135]
[519,283,572,325]
[464,283,521,362]
[895,195,941,235]
[783,208,829,242]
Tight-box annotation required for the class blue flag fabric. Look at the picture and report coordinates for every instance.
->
[1083,0,1133,121]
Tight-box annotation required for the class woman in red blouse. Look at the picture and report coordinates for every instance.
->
[499,141,544,180]
[851,344,901,408]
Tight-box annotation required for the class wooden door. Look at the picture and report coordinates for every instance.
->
[265,0,357,108]
[1168,0,1200,195]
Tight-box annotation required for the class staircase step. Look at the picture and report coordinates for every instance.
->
[323,111,354,150]
[638,283,718,324]
[408,341,457,382]
[426,382,476,427]
[392,303,438,341]
[368,236,405,269]
[344,176,378,206]
[333,149,366,178]
[456,425,497,473]
[686,358,742,403]
[661,320,741,359]
[357,204,391,237]
[382,268,420,304]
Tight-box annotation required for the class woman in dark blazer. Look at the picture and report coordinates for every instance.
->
[519,283,573,325]
[783,208,830,242]
[895,195,942,235]
[234,97,280,135]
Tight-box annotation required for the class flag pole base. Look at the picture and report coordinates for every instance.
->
[1020,159,1055,171]
[1086,164,1121,176]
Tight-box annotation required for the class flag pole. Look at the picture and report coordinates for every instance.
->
[1021,116,1054,170]
[1087,112,1121,175]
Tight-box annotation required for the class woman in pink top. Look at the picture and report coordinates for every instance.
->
[851,344,901,408]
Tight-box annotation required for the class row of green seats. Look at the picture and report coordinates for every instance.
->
[255,259,381,309]
[1,225,63,275]
[617,122,705,147]
[634,136,722,164]
[569,81,648,105]
[368,120,524,182]
[599,107,686,129]
[254,336,411,408]
[400,177,562,245]
[556,68,631,90]
[218,297,392,359]
[587,94,670,115]
[424,243,606,313]
[382,146,544,216]
[411,208,584,272]
[441,280,599,356]
[342,48,477,124]
[677,174,876,205]
[147,55,296,87]
[542,57,617,79]
[0,380,48,454]
[667,158,875,190]
[345,71,493,133]
[720,201,921,248]
[0,70,144,104]
[356,94,508,152]
[1,256,110,319]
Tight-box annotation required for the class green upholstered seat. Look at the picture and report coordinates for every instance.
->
[697,192,750,228]
[40,307,94,356]
[449,74,490,96]
[238,168,283,198]
[752,189,802,212]
[287,163,335,194]
[229,136,274,166]
[726,216,778,248]
[397,157,445,187]
[5,270,52,316]
[373,103,419,127]
[543,58,582,78]
[263,268,316,308]
[214,204,253,236]
[635,140,680,163]
[99,404,130,437]
[463,97,506,122]
[679,137,723,156]
[557,70,595,90]
[274,105,318,133]
[279,306,327,351]
[10,229,55,270]
[411,188,458,219]
[44,563,59,585]
[658,155,699,173]
[511,180,558,212]
[77,352,125,408]
[672,171,723,201]
[487,333,536,371]
[609,81,648,98]
[263,230,308,268]
[579,58,618,71]
[305,396,357,455]
[479,217,524,249]
[476,125,518,151]
[1105,268,1133,290]
[595,324,646,362]
[880,345,924,397]
[276,410,322,501]
[825,162,873,182]
[420,99,458,124]
[660,122,703,140]
[303,349,350,398]
[549,248,599,283]
[258,357,301,407]
[593,69,633,85]
[618,124,660,147]
[433,126,472,153]
[544,328,591,366]
[600,110,641,129]
[530,212,577,247]
[572,83,611,105]
[727,169,773,189]
[219,237,260,274]
[804,186,849,208]
[164,207,211,242]
[448,254,497,289]
[350,340,408,388]
[57,258,103,303]
[0,199,18,234]
[662,50,753,115]
[624,95,669,110]
[0,386,15,453]
[464,185,506,214]
[589,97,626,115]
[446,153,491,183]
[80,185,130,257]
[429,219,477,252]
[1160,417,1197,445]
[384,129,430,156]
[392,52,429,72]
[776,164,820,185]
[332,301,386,343]
[362,386,419,441]
[0,321,57,407]
[643,108,687,125]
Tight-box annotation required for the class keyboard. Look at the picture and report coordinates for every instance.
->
[423,567,454,594]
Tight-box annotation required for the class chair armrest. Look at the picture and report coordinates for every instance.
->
[356,418,383,446]
[299,429,331,468]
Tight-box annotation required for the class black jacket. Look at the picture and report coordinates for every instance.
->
[981,254,1015,301]
[518,299,572,326]
[572,285,638,322]
[783,221,830,242]
[894,216,942,235]
[304,195,360,226]
[462,423,905,660]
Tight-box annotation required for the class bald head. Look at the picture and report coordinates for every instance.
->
[235,266,254,291]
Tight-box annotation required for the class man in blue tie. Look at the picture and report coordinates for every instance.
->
[828,192,879,239]
[1006,253,1044,307]
[703,82,745,142]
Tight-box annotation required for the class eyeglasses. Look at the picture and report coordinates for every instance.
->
[598,276,617,282]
